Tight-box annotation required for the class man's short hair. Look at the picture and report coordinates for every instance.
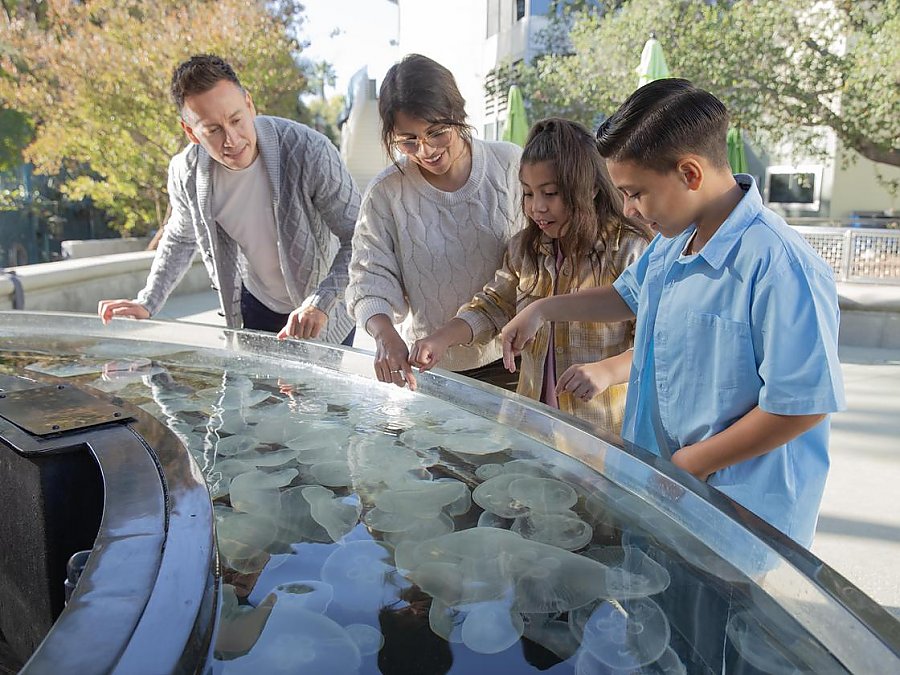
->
[170,54,242,112]
[596,78,730,171]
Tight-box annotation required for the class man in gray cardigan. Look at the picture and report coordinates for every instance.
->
[98,54,360,344]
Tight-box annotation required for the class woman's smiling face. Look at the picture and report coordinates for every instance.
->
[391,111,467,178]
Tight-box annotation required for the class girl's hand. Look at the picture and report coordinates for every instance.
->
[500,303,545,372]
[409,335,450,372]
[556,361,614,401]
[409,319,473,373]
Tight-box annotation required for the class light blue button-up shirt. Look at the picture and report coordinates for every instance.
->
[613,175,845,547]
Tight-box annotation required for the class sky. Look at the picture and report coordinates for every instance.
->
[298,0,400,98]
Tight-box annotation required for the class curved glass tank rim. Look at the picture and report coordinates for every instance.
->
[1,311,897,672]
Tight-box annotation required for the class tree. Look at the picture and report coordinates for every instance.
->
[0,0,315,235]
[490,0,900,170]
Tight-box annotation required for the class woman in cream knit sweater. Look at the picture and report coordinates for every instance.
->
[347,54,523,389]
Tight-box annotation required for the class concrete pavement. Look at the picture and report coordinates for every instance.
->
[159,289,900,617]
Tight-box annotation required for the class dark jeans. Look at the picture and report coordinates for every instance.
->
[457,357,519,392]
[240,286,355,346]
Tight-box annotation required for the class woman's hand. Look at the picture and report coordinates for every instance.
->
[367,315,416,389]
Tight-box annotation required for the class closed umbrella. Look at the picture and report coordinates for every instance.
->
[636,33,670,87]
[501,85,529,147]
[727,126,749,174]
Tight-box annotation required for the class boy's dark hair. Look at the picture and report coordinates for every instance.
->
[170,54,242,112]
[596,78,730,171]
[378,53,472,162]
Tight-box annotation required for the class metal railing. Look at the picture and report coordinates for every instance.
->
[792,226,900,284]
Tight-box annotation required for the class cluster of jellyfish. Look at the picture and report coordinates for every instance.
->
[17,341,810,675]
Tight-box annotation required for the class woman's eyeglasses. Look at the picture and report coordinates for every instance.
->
[391,127,453,155]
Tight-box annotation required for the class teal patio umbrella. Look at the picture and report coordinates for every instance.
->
[636,33,670,87]
[727,126,749,174]
[502,85,529,147]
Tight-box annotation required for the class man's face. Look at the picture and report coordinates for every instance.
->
[180,80,258,170]
[606,158,698,238]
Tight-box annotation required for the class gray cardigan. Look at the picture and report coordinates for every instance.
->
[136,116,360,343]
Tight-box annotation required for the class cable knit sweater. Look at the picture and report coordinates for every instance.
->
[136,116,360,343]
[347,139,523,371]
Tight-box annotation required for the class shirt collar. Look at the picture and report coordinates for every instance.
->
[694,174,761,270]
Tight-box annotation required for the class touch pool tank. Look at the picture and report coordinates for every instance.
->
[0,311,898,674]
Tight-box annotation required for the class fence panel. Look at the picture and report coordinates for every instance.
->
[792,226,900,285]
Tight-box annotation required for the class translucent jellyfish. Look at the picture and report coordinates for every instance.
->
[345,624,384,656]
[398,427,446,452]
[381,512,455,550]
[289,440,346,464]
[477,511,511,529]
[301,486,361,543]
[374,480,468,517]
[474,463,505,480]
[460,601,525,654]
[409,561,508,607]
[197,385,272,410]
[403,528,610,614]
[249,415,310,445]
[216,510,278,574]
[440,479,473,516]
[221,604,361,674]
[363,507,430,533]
[214,434,260,457]
[580,598,670,669]
[346,435,430,496]
[583,546,670,599]
[274,486,330,547]
[268,581,333,614]
[574,644,686,675]
[511,513,593,550]
[229,468,298,516]
[309,460,353,487]
[472,474,532,518]
[522,616,580,662]
[234,445,301,468]
[320,540,398,613]
[507,477,577,513]
[428,597,465,643]
[726,610,816,675]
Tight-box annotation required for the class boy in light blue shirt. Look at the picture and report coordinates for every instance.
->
[501,79,845,547]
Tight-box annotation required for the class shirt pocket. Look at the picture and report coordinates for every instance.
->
[685,311,754,390]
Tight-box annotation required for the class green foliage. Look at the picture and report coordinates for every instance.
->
[0,0,315,235]
[490,0,900,170]
[0,107,32,172]
[306,94,347,148]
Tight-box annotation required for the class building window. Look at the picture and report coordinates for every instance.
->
[765,165,823,212]
[487,0,500,37]
[516,0,526,20]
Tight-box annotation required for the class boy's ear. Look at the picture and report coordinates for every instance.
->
[676,157,704,192]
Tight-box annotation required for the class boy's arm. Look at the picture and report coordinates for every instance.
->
[672,408,826,481]
[501,286,634,371]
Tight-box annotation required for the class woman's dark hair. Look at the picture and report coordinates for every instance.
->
[595,78,730,171]
[171,54,242,113]
[378,54,472,163]
[519,118,651,294]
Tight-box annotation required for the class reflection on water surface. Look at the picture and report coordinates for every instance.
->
[0,336,847,674]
